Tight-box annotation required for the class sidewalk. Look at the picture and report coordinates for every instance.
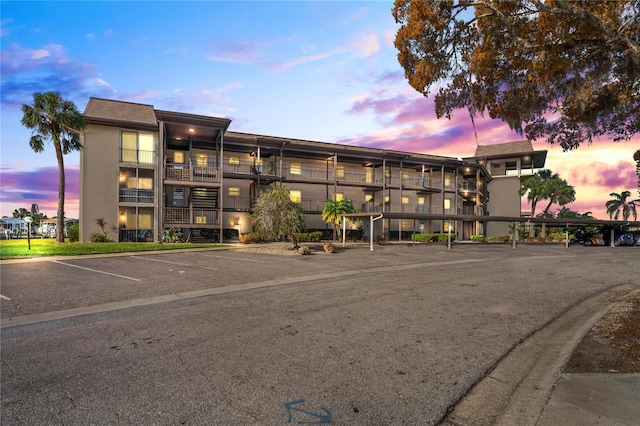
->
[443,286,640,426]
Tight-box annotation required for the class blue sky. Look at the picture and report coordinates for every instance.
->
[1,1,638,220]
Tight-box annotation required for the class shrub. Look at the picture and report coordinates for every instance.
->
[89,232,109,243]
[411,233,456,243]
[470,235,486,243]
[67,222,79,242]
[292,231,323,242]
[239,232,261,244]
[162,228,184,243]
[487,235,510,243]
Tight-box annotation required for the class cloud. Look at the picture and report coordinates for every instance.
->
[0,43,116,110]
[0,165,79,218]
[567,160,637,190]
[205,40,268,64]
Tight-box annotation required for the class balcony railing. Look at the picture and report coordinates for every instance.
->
[165,162,220,183]
[164,207,219,225]
[119,228,154,242]
[223,196,252,211]
[119,189,154,203]
[120,149,155,164]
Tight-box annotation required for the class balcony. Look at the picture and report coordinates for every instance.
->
[165,162,220,183]
[164,207,219,225]
[119,189,154,203]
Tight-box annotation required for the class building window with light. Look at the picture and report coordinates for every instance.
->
[290,162,302,176]
[228,187,240,197]
[121,131,155,164]
[196,153,208,167]
[336,165,345,179]
[289,190,302,203]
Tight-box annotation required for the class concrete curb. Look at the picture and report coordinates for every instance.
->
[442,285,638,426]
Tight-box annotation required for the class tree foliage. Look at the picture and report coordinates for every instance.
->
[21,92,86,243]
[605,190,639,221]
[322,198,357,240]
[250,186,306,241]
[393,0,640,150]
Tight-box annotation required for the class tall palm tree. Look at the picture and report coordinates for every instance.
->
[541,176,576,215]
[322,198,356,240]
[520,169,554,236]
[21,92,86,243]
[606,191,640,221]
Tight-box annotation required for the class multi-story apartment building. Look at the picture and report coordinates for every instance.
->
[79,98,546,243]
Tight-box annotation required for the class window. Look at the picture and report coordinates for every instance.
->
[444,199,451,210]
[228,187,240,197]
[401,196,409,205]
[228,157,240,165]
[173,151,184,164]
[384,195,390,203]
[505,161,517,171]
[196,153,208,167]
[289,190,302,203]
[402,220,410,229]
[335,193,343,202]
[119,207,153,230]
[364,194,373,203]
[290,162,302,176]
[336,165,345,178]
[195,216,207,224]
[418,196,425,205]
[121,131,154,164]
[229,216,240,226]
[119,168,154,203]
[365,167,373,183]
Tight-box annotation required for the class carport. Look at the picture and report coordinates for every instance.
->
[339,212,640,251]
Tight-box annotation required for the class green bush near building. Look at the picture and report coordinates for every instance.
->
[410,233,456,243]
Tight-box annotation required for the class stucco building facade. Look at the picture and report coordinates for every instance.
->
[79,98,546,243]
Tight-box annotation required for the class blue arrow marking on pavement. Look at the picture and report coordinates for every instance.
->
[285,399,332,424]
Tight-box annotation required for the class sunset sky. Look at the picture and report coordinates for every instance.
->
[1,1,638,220]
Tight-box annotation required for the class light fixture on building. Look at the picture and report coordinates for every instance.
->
[188,128,195,133]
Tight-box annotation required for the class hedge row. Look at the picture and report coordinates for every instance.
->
[410,233,456,243]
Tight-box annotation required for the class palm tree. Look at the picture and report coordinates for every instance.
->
[12,208,29,219]
[322,198,356,240]
[606,191,640,221]
[21,92,86,243]
[538,175,576,237]
[520,169,554,236]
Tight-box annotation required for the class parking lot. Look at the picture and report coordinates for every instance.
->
[1,243,638,424]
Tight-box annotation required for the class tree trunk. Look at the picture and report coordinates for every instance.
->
[55,139,65,244]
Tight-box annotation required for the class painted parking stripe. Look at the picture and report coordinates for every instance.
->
[52,261,140,281]
[133,256,218,269]
[189,252,273,264]
[0,294,10,300]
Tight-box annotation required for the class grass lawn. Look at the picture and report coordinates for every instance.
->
[0,238,225,260]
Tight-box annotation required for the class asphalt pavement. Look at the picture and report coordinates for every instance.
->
[1,243,639,425]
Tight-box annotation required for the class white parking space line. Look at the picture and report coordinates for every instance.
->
[52,261,141,281]
[133,256,218,270]
[0,294,10,300]
[189,252,273,264]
